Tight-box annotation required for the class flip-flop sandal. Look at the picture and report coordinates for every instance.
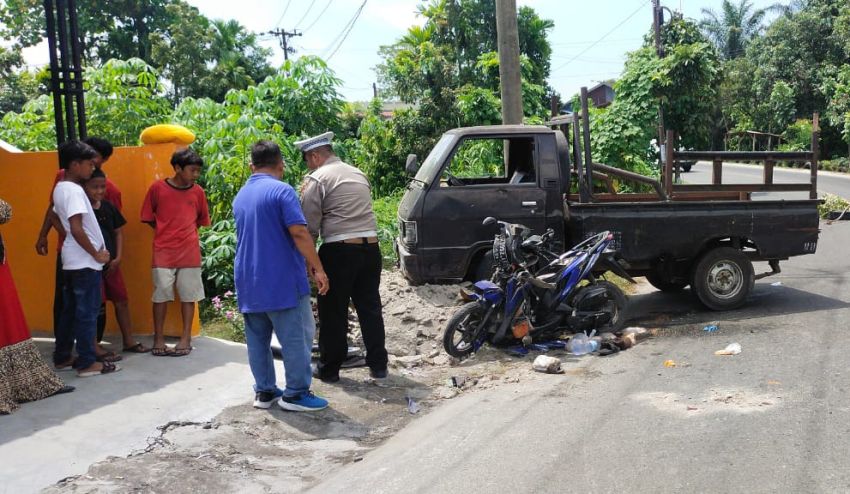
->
[77,361,121,378]
[169,347,192,357]
[96,352,123,363]
[151,347,172,357]
[123,343,151,353]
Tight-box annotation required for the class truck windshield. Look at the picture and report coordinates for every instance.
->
[414,134,455,185]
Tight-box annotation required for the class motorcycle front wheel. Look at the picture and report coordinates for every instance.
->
[443,302,489,359]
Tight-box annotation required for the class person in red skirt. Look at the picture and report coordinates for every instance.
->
[0,197,74,414]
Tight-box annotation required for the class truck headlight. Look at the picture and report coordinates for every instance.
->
[403,220,418,245]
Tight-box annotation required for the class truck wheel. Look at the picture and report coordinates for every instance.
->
[646,271,688,292]
[681,162,692,172]
[692,247,754,311]
[471,251,495,282]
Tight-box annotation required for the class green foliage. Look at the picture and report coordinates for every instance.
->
[779,119,813,152]
[818,192,850,218]
[200,218,237,292]
[372,192,403,265]
[699,0,770,59]
[587,17,719,178]
[451,139,503,178]
[0,58,171,148]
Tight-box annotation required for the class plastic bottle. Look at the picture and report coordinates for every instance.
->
[567,332,599,355]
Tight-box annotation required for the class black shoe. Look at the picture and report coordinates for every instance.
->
[369,368,388,379]
[253,390,282,409]
[312,363,340,383]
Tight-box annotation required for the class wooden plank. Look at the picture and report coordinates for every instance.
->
[811,113,819,199]
[713,159,722,185]
[675,150,813,160]
[764,159,774,185]
[665,130,674,198]
[674,183,812,193]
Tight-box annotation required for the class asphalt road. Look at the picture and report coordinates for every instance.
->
[310,222,850,493]
[685,161,850,200]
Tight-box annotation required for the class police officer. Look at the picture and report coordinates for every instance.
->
[296,132,389,383]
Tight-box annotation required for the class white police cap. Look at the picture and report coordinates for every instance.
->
[294,131,334,152]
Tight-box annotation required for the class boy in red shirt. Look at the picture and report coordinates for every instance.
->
[141,148,210,356]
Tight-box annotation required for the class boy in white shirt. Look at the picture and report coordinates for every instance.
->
[52,140,121,377]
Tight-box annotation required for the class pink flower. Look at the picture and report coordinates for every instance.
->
[225,310,235,321]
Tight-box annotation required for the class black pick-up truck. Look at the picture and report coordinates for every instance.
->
[395,124,821,310]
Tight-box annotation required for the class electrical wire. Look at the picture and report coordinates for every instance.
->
[293,0,318,29]
[274,0,293,28]
[302,0,334,34]
[323,0,367,61]
[551,0,650,74]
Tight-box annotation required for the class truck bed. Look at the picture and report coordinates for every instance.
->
[567,199,820,267]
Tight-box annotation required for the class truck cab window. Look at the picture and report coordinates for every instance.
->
[441,137,536,187]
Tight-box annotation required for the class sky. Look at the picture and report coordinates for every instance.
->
[19,0,784,103]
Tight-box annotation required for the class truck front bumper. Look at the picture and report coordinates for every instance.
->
[395,238,423,284]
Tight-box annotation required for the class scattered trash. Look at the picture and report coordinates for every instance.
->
[528,343,550,352]
[687,406,698,411]
[532,355,564,374]
[447,376,467,388]
[702,324,718,333]
[406,397,421,414]
[353,457,364,463]
[714,342,742,356]
[538,340,568,350]
[505,345,529,357]
[663,359,677,368]
[771,281,783,286]
[622,327,651,342]
[567,331,599,355]
[767,380,781,385]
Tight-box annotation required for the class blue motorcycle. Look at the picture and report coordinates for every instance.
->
[443,217,634,359]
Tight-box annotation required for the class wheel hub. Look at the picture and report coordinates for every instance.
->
[707,261,743,299]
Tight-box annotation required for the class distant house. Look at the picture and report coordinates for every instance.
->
[588,81,615,108]
[561,80,616,113]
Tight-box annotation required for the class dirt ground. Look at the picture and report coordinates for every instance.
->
[46,270,645,493]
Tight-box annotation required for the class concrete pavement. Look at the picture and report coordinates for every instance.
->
[0,336,254,494]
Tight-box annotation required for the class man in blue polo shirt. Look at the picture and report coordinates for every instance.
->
[233,140,330,412]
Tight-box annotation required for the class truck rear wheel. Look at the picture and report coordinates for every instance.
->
[692,247,754,311]
[646,271,688,292]
[471,251,495,282]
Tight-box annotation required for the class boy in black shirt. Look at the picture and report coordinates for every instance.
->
[85,169,147,354]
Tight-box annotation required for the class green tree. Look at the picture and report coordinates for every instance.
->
[699,0,770,59]
[150,2,215,103]
[200,20,274,102]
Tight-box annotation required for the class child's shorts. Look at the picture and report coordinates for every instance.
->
[103,265,129,303]
[151,267,205,303]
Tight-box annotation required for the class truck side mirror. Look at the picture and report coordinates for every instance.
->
[482,217,497,226]
[405,154,419,176]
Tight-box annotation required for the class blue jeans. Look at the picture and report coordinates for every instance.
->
[243,295,314,398]
[54,268,102,369]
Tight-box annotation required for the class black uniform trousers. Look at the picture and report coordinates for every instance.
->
[316,241,388,378]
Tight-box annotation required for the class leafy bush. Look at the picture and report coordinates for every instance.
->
[373,191,403,266]
[820,158,850,173]
[779,119,813,152]
[818,193,850,218]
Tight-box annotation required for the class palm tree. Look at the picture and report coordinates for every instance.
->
[700,0,769,59]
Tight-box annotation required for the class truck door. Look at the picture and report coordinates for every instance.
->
[420,135,548,279]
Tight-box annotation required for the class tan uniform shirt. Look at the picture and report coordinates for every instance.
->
[300,156,378,242]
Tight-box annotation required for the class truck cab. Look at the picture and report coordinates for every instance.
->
[395,125,569,283]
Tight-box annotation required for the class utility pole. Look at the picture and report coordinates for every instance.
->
[266,28,302,61]
[495,0,523,125]
[651,0,668,168]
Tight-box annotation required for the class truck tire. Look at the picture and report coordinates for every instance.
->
[681,162,693,172]
[471,251,495,282]
[646,271,688,292]
[691,247,754,311]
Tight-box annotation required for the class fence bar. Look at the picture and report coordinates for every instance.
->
[764,159,774,185]
[712,159,722,185]
[811,113,819,199]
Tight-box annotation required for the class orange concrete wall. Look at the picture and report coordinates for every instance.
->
[0,143,200,336]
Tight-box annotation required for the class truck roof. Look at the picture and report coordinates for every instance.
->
[446,125,554,136]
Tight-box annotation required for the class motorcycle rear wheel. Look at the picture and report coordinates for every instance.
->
[443,302,488,359]
[591,280,629,332]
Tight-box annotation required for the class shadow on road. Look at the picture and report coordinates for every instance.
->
[629,283,850,328]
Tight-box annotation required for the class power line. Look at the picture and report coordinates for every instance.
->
[293,0,318,29]
[324,0,367,61]
[551,0,650,74]
[302,0,334,34]
[274,0,293,28]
